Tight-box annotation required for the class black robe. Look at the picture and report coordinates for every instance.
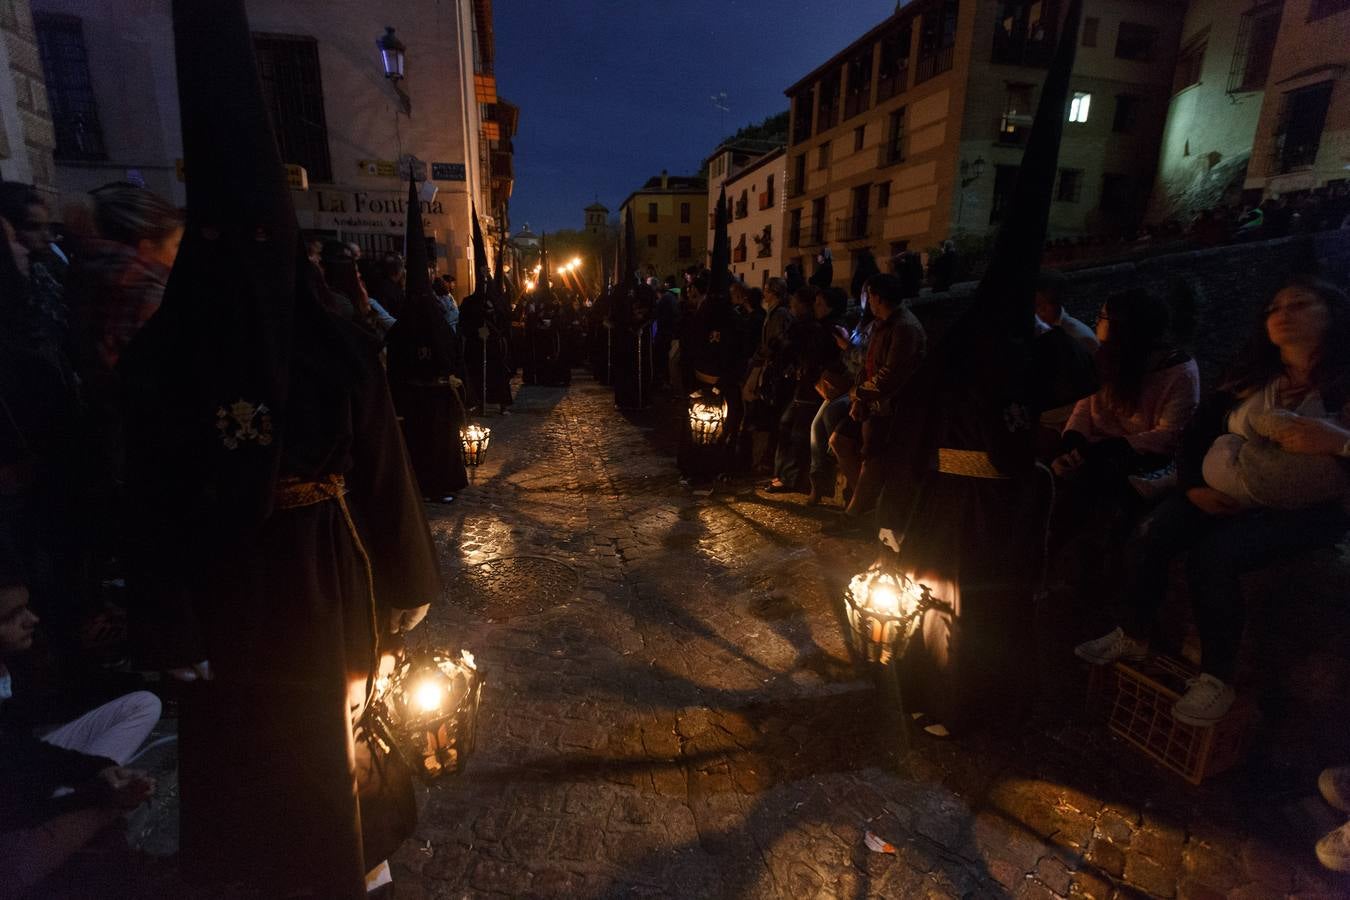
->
[459,293,513,409]
[386,318,470,499]
[125,319,440,897]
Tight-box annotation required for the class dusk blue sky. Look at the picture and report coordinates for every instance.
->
[495,1,898,234]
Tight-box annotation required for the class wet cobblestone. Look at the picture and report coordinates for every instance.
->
[91,377,1350,899]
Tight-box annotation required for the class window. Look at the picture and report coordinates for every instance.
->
[647,233,658,248]
[992,0,1057,67]
[847,184,870,240]
[789,208,803,247]
[877,24,912,102]
[1113,95,1140,133]
[1174,35,1206,94]
[680,202,690,224]
[733,234,748,263]
[817,70,841,132]
[1309,0,1350,20]
[791,153,807,197]
[811,197,826,245]
[916,0,958,84]
[854,125,866,152]
[1000,83,1034,144]
[989,164,1019,224]
[792,88,815,144]
[1100,173,1132,214]
[1115,22,1159,61]
[765,174,775,207]
[844,48,873,119]
[882,107,905,165]
[1229,5,1280,92]
[678,235,692,259]
[253,33,333,182]
[647,202,658,223]
[735,189,749,219]
[756,225,773,258]
[1276,81,1333,173]
[817,141,831,170]
[33,14,106,160]
[877,181,891,208]
[1055,168,1082,202]
[1081,17,1099,47]
[1069,92,1091,123]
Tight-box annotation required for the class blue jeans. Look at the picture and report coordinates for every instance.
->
[1121,494,1349,680]
[809,395,851,478]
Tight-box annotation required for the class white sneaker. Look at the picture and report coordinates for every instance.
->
[1315,820,1350,873]
[1074,627,1148,665]
[1172,673,1235,726]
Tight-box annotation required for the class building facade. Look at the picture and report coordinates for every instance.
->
[705,144,786,287]
[1148,0,1279,222]
[28,0,514,289]
[782,0,1184,290]
[0,0,56,196]
[619,171,707,280]
[1245,0,1349,199]
[584,201,608,235]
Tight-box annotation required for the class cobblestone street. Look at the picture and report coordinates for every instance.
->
[361,378,1350,900]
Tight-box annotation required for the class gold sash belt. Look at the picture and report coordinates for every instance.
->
[937,448,1009,480]
[275,473,348,510]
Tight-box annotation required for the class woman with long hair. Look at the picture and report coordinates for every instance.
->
[1076,276,1350,727]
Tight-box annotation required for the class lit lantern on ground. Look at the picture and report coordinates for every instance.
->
[688,390,728,446]
[368,648,482,781]
[460,424,491,466]
[844,563,941,665]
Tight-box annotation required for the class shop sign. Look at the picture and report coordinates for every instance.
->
[358,159,399,177]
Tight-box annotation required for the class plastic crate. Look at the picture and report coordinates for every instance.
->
[1089,655,1254,785]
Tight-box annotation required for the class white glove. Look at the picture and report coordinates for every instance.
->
[390,604,429,634]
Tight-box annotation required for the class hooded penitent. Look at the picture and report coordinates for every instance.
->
[121,2,439,893]
[888,0,1087,737]
[386,176,460,382]
[709,186,731,297]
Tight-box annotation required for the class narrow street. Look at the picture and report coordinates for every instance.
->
[366,379,1346,900]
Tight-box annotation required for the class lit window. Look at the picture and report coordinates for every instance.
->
[1069,92,1091,123]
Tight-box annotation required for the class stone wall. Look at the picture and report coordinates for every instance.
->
[918,230,1350,387]
[0,0,56,194]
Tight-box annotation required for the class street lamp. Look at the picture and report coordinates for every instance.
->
[376,27,406,80]
[376,27,412,115]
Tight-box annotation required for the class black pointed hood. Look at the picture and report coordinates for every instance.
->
[710,186,731,295]
[623,205,637,287]
[971,0,1083,340]
[471,203,491,294]
[386,175,459,379]
[538,233,554,301]
[120,0,308,525]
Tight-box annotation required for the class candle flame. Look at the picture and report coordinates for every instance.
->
[414,679,444,713]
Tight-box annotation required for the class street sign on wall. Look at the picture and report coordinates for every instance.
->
[431,162,466,182]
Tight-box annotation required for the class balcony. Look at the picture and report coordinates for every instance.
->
[992,34,1054,68]
[877,142,904,168]
[834,214,871,242]
[787,176,806,199]
[734,197,749,219]
[758,191,773,210]
[733,243,748,263]
[490,150,513,180]
[915,45,954,85]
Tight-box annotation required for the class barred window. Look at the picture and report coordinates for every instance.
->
[1228,4,1281,93]
[253,33,332,183]
[34,14,106,161]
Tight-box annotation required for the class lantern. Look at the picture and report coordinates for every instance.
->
[688,390,728,446]
[843,563,941,665]
[460,424,491,466]
[368,648,482,781]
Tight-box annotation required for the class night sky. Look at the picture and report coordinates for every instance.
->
[495,0,897,234]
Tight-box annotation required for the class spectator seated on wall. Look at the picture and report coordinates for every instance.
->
[1075,277,1350,728]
